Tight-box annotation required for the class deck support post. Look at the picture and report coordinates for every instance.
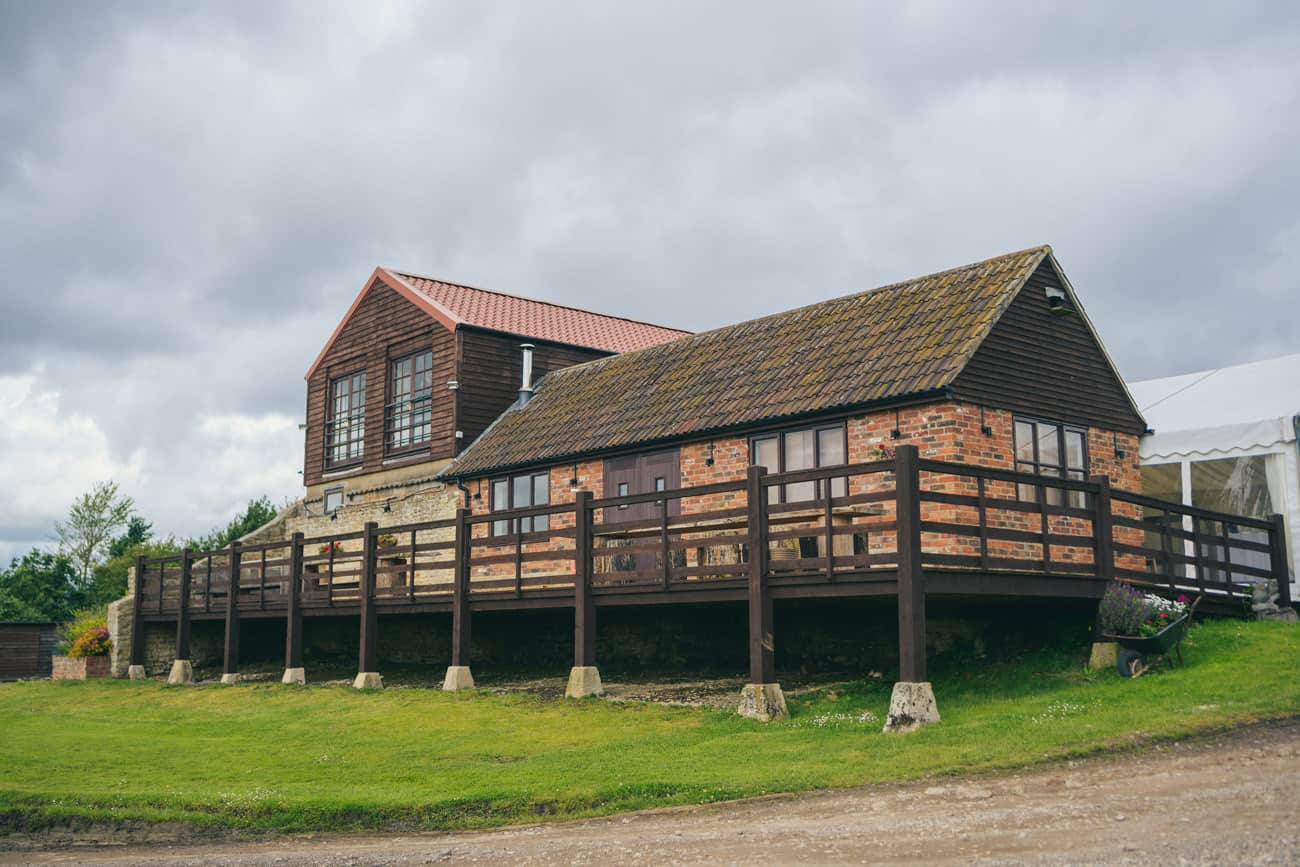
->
[738,465,786,721]
[566,491,603,698]
[1270,513,1293,608]
[1087,475,1118,669]
[885,444,938,733]
[283,533,306,685]
[354,522,383,689]
[444,508,475,691]
[128,555,147,680]
[168,549,194,685]
[221,542,242,684]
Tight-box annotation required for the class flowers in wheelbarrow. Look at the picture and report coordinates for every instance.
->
[1138,593,1189,637]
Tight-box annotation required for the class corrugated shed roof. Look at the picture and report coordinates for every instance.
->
[445,246,1052,477]
[388,270,691,353]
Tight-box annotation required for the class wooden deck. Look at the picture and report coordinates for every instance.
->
[133,446,1292,682]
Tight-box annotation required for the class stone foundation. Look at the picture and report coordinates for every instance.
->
[737,683,788,721]
[282,667,306,685]
[354,671,384,690]
[1088,641,1118,671]
[565,666,604,698]
[127,664,146,681]
[442,665,475,691]
[883,681,940,733]
[167,659,194,685]
[220,672,240,685]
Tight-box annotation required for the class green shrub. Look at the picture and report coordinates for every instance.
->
[60,608,108,656]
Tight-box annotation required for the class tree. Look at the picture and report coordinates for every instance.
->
[187,496,280,553]
[107,516,153,559]
[55,481,134,586]
[0,549,82,622]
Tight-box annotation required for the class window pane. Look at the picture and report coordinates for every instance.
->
[1015,421,1035,462]
[654,476,666,492]
[817,428,845,466]
[1037,423,1060,466]
[784,430,814,470]
[617,481,629,509]
[1141,464,1182,503]
[532,473,549,533]
[752,436,778,472]
[785,430,815,502]
[1064,430,1085,470]
[492,479,508,509]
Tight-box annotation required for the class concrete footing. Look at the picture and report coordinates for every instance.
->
[1088,641,1118,671]
[127,664,147,681]
[737,682,788,722]
[442,665,475,691]
[166,659,194,685]
[353,671,384,690]
[281,667,306,685]
[220,672,240,685]
[883,681,940,733]
[565,666,604,698]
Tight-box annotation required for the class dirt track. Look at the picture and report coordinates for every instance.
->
[7,719,1300,866]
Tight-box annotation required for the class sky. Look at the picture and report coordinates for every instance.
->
[1,1,1298,564]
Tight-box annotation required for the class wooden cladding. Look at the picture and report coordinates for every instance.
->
[305,280,455,486]
[304,285,610,487]
[952,259,1146,435]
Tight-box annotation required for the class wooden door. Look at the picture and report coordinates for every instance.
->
[602,450,681,574]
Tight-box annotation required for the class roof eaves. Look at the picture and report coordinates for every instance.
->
[440,386,952,481]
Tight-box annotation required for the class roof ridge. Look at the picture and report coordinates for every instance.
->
[537,244,1051,383]
[384,266,692,335]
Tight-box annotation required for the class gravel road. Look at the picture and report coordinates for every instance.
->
[7,718,1299,866]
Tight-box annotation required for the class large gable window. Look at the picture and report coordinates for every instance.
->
[751,424,847,504]
[491,471,550,536]
[387,349,433,453]
[325,371,366,468]
[1014,417,1088,507]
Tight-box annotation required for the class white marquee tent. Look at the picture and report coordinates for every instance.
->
[1129,353,1299,600]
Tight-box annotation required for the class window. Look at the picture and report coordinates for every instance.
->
[1014,418,1088,507]
[617,481,630,509]
[491,471,550,535]
[386,349,433,452]
[751,424,847,504]
[325,371,366,467]
[323,486,344,514]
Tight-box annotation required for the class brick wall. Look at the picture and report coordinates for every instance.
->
[458,399,1144,581]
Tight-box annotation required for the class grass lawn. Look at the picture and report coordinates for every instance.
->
[1,618,1297,835]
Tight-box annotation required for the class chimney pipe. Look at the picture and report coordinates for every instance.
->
[518,344,536,405]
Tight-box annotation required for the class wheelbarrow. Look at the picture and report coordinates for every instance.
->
[1104,595,1201,678]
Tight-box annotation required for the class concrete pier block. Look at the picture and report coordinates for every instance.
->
[281,667,306,685]
[166,659,194,685]
[737,683,788,722]
[219,673,240,685]
[442,665,475,691]
[127,664,147,681]
[565,666,604,698]
[883,681,940,733]
[353,672,383,690]
[1088,641,1118,671]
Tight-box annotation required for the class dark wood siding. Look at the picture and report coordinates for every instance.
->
[0,623,58,680]
[951,260,1145,435]
[456,327,608,447]
[304,280,456,487]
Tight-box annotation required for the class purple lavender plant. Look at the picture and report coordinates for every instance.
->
[1097,581,1148,637]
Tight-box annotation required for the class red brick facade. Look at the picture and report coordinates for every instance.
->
[460,400,1142,580]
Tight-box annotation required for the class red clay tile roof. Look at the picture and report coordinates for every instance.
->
[306,267,689,380]
[444,246,1055,477]
[388,269,690,353]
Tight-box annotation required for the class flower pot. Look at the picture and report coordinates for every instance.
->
[52,655,111,681]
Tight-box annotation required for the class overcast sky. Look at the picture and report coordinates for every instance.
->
[1,2,1298,564]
